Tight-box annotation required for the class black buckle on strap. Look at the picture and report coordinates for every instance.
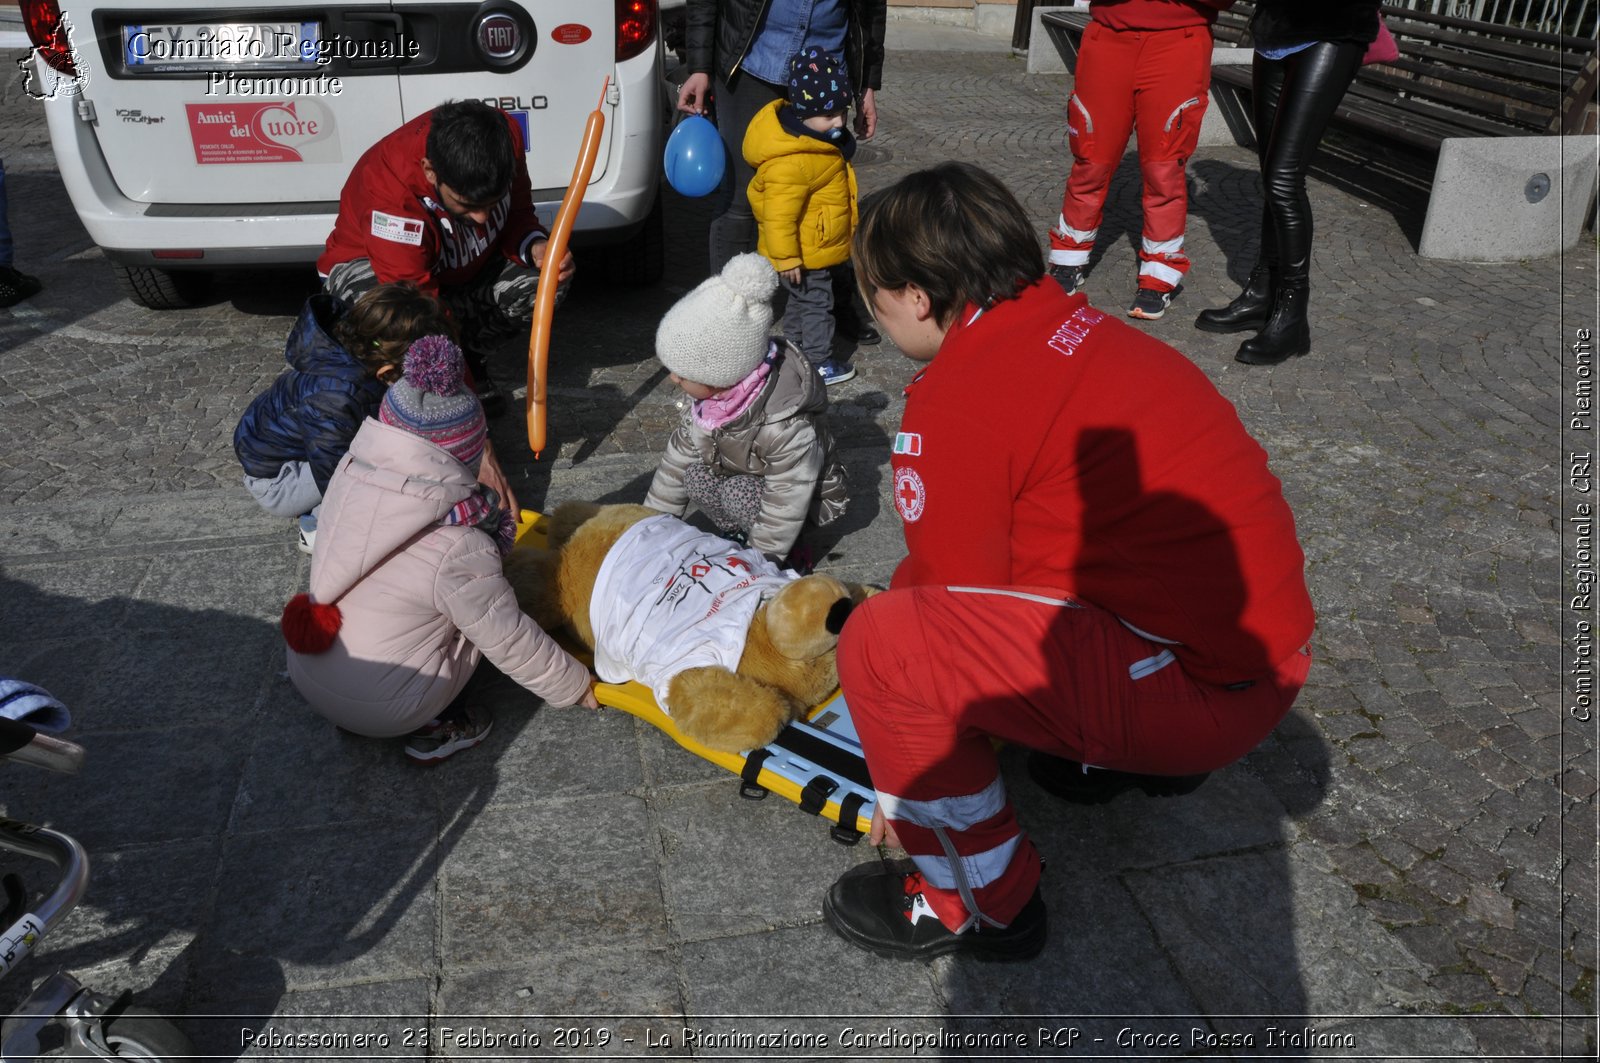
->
[798,774,839,816]
[739,748,772,800]
[830,792,868,847]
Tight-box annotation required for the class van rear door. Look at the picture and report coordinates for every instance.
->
[79,1,406,205]
[392,2,616,198]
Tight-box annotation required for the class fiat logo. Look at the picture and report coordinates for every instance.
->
[477,13,522,61]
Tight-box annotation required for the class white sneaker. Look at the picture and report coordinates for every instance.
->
[405,704,493,764]
[296,514,317,555]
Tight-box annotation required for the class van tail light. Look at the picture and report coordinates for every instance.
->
[21,0,78,77]
[616,0,657,63]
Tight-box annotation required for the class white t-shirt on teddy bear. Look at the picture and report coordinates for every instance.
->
[590,515,796,712]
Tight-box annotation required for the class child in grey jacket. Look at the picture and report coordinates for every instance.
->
[645,254,846,567]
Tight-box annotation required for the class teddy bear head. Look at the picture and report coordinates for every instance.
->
[761,574,854,662]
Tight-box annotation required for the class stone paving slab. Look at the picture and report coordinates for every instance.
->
[1,20,1596,1063]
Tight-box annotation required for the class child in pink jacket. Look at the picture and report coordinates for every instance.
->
[283,336,597,763]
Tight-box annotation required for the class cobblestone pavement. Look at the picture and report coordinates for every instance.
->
[2,22,1597,1061]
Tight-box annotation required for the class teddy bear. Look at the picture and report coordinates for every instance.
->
[506,501,871,753]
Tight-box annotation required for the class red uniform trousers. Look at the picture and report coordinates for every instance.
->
[1049,21,1214,292]
[837,585,1311,932]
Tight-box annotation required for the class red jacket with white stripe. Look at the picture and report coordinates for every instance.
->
[888,280,1314,685]
[1091,0,1235,32]
[317,109,546,295]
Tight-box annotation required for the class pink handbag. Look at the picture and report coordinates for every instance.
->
[1363,16,1400,65]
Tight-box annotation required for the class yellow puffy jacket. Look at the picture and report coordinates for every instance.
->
[743,100,858,272]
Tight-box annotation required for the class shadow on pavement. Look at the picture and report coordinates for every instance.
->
[0,572,537,1059]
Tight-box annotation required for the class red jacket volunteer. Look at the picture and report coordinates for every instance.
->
[318,110,547,295]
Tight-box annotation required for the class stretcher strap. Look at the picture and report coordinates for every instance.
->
[832,792,869,845]
[799,774,839,815]
[739,748,772,798]
[771,725,874,790]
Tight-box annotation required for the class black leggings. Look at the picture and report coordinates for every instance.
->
[1250,41,1364,284]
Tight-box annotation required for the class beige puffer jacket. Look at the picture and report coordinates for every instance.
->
[287,419,591,735]
[645,344,847,558]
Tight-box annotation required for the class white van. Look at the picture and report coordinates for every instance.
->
[22,0,667,307]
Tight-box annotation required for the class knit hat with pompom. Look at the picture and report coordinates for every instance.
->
[656,253,780,388]
[378,335,487,472]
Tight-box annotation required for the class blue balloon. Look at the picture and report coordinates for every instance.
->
[663,115,726,198]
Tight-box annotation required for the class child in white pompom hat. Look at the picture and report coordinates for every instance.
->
[645,253,847,570]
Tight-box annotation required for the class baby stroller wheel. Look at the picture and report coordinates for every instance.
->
[94,1006,195,1059]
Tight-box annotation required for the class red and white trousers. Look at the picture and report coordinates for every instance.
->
[1049,21,1214,292]
[837,585,1311,932]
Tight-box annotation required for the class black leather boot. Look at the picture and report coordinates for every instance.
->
[1235,285,1311,365]
[1194,265,1273,334]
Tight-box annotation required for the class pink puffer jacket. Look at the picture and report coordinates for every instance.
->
[287,419,590,735]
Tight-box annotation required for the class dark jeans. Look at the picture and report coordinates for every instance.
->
[783,266,836,365]
[708,70,787,274]
[1250,42,1364,284]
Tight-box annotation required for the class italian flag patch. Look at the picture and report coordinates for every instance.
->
[893,432,922,456]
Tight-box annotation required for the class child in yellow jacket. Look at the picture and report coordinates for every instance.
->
[743,48,860,387]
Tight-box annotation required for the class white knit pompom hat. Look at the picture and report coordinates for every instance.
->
[656,253,780,388]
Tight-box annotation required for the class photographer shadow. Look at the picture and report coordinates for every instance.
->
[0,554,641,1058]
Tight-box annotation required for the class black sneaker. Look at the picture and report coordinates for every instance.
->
[1128,285,1181,321]
[823,860,1048,962]
[1048,264,1085,296]
[834,302,881,345]
[0,266,43,308]
[1028,751,1209,805]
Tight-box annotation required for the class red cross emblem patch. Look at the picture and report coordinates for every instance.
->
[894,466,926,523]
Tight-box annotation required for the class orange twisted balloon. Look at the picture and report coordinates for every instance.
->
[527,77,608,457]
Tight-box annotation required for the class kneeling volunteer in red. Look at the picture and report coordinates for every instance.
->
[823,162,1315,962]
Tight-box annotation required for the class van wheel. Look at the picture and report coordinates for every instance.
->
[113,265,212,309]
[601,193,664,286]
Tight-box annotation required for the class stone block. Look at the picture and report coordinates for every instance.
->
[438,798,667,968]
[649,780,866,944]
[1419,135,1599,262]
[198,824,443,997]
[975,1,1018,38]
[1026,5,1080,74]
[1200,47,1256,148]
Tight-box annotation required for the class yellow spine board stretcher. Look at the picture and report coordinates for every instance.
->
[516,512,876,843]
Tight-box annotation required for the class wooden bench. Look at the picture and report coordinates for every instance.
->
[1035,2,1598,261]
[1207,4,1598,152]
[1209,4,1598,260]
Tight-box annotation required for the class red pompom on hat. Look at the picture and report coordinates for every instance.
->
[281,593,342,654]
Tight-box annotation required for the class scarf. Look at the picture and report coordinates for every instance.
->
[693,343,778,430]
[442,484,517,556]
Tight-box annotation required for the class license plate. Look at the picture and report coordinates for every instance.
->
[122,21,322,70]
